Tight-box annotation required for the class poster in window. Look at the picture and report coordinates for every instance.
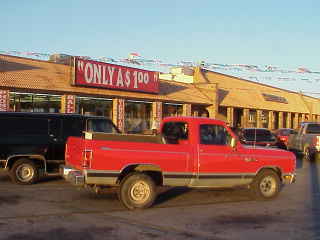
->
[66,95,75,113]
[0,90,9,111]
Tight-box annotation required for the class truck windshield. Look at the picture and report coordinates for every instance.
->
[243,129,273,141]
[87,119,120,133]
[306,124,320,134]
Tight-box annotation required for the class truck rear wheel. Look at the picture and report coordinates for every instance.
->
[250,170,280,200]
[119,173,157,210]
[9,158,39,185]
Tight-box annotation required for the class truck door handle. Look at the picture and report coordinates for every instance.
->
[49,134,58,142]
[244,157,257,162]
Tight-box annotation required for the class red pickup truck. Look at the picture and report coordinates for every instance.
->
[62,117,296,209]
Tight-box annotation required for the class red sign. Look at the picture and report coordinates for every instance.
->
[0,90,9,111]
[156,102,162,119]
[117,99,125,132]
[65,95,75,113]
[75,58,159,94]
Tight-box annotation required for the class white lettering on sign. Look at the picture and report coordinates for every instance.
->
[116,69,124,87]
[85,63,93,83]
[144,73,149,84]
[125,71,130,87]
[93,64,102,84]
[108,67,115,85]
[76,59,159,93]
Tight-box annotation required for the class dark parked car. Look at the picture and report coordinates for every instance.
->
[274,128,295,149]
[239,128,277,147]
[0,112,119,184]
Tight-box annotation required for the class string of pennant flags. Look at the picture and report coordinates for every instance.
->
[1,50,320,86]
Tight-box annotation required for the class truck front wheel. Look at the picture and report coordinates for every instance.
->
[9,158,39,185]
[119,173,157,210]
[250,170,280,200]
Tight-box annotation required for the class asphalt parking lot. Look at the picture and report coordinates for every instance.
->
[1,155,320,240]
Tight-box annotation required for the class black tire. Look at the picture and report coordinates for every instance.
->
[118,173,157,210]
[250,170,281,200]
[9,158,39,185]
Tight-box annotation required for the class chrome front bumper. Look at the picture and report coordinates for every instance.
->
[60,165,85,186]
[282,173,296,184]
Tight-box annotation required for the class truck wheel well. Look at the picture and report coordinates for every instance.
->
[117,164,163,186]
[7,156,45,170]
[257,167,282,181]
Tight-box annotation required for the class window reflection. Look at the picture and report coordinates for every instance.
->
[163,103,183,118]
[10,92,61,113]
[76,97,112,118]
[125,101,152,134]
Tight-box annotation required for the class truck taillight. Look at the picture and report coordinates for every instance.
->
[82,150,92,168]
[280,137,287,142]
[65,144,68,162]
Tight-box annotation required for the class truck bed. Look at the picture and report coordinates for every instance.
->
[86,132,165,144]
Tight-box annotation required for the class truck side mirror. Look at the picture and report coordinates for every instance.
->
[230,137,237,149]
[84,132,93,140]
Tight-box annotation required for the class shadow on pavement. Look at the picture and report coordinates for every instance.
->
[37,175,63,184]
[155,187,191,206]
[310,157,320,238]
[0,172,10,182]
[294,152,304,169]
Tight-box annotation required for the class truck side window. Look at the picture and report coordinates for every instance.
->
[200,124,231,145]
[162,122,188,144]
[0,117,48,136]
[62,118,83,141]
[87,119,120,134]
[306,124,320,134]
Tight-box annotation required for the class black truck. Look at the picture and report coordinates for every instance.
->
[0,112,118,184]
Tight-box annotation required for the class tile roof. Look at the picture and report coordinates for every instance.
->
[0,55,211,105]
[198,68,320,114]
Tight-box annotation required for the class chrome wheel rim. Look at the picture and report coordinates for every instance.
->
[259,176,277,197]
[130,181,151,204]
[16,164,34,182]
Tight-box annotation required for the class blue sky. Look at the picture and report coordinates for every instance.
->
[1,0,320,96]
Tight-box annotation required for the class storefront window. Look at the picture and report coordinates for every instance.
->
[192,105,209,117]
[10,92,61,113]
[261,110,269,128]
[76,97,112,118]
[163,103,183,118]
[249,110,257,127]
[125,101,152,134]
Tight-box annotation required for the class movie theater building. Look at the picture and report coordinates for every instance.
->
[1,54,319,133]
[0,54,214,134]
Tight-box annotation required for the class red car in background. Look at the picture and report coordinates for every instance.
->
[274,128,295,149]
